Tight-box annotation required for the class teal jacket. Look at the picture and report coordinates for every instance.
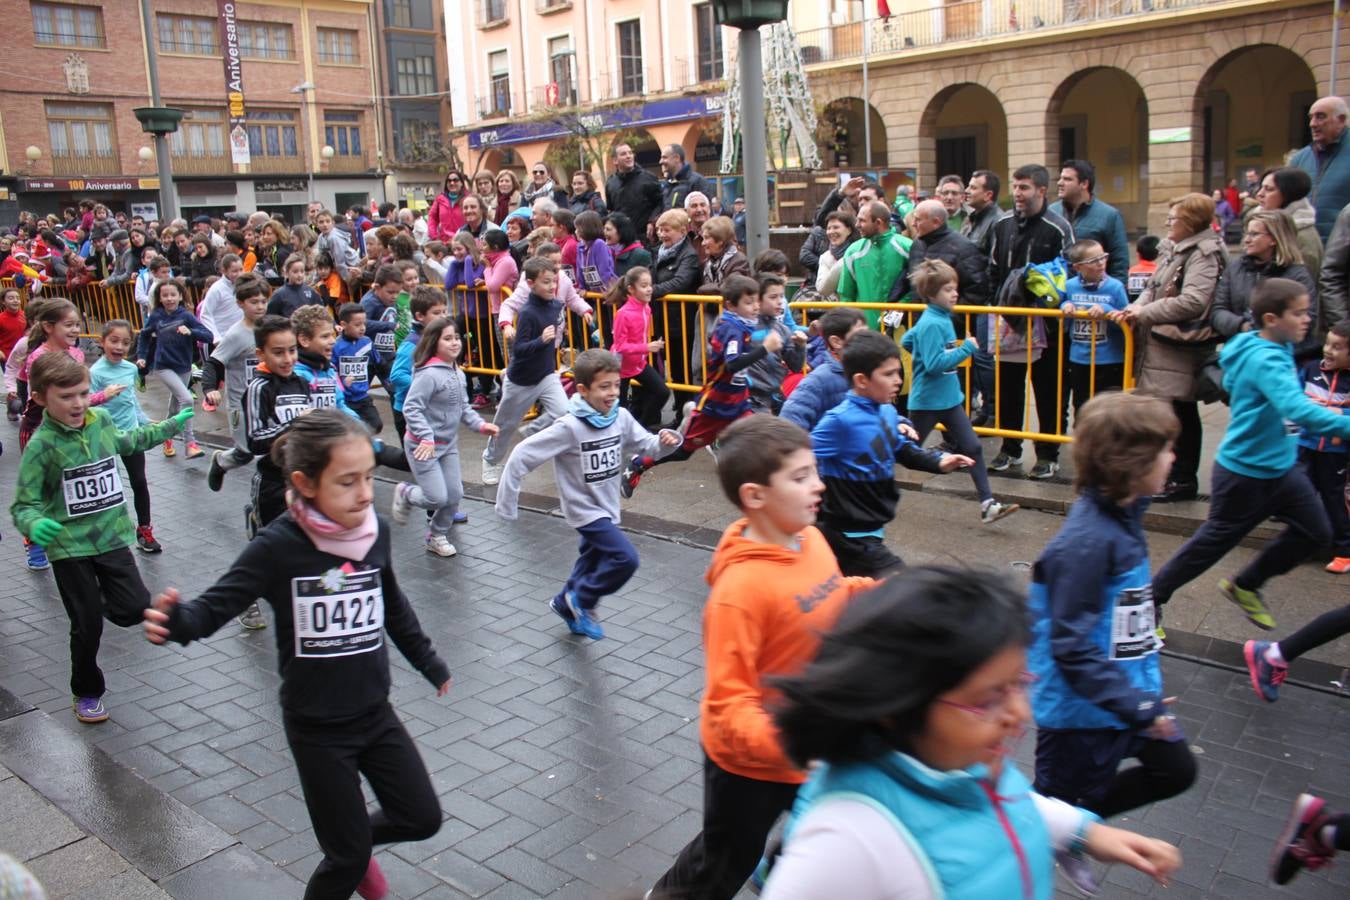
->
[1218,331,1350,478]
[11,408,181,560]
[901,304,974,411]
[787,750,1073,900]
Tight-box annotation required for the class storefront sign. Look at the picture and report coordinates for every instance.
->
[218,1,250,165]
[20,177,160,192]
[469,94,725,149]
[254,179,307,192]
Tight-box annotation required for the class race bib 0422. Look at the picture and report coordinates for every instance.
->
[292,567,384,659]
[62,456,124,518]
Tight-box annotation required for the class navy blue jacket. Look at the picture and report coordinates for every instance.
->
[136,306,213,374]
[782,358,848,433]
[505,292,563,387]
[811,392,944,533]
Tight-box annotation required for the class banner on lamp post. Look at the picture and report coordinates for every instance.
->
[218,1,250,165]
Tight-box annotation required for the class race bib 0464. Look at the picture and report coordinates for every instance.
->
[292,567,384,659]
[339,356,368,384]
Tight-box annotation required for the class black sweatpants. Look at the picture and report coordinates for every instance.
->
[1153,461,1331,606]
[285,702,442,899]
[650,752,799,900]
[1170,400,1203,488]
[618,364,670,429]
[1301,447,1350,556]
[816,523,904,578]
[996,351,1069,463]
[347,397,383,435]
[252,470,289,530]
[1035,727,1197,819]
[1068,361,1125,416]
[120,451,151,528]
[50,548,151,698]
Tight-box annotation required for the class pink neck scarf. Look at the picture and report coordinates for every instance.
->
[287,492,378,561]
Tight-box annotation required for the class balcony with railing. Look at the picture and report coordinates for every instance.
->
[51,153,121,176]
[326,154,370,174]
[536,0,572,12]
[796,0,1234,66]
[168,153,233,175]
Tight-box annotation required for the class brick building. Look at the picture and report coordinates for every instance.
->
[0,0,383,225]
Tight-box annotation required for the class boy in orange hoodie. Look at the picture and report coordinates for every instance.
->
[648,415,874,900]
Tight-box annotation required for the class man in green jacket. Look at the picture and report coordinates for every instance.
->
[837,200,913,328]
[11,352,191,725]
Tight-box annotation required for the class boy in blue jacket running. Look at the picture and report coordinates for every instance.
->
[779,307,866,432]
[901,259,1018,524]
[332,302,382,434]
[1152,279,1350,631]
[1029,391,1197,895]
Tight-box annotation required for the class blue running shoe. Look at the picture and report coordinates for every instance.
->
[1244,640,1287,703]
[573,609,605,640]
[453,510,468,524]
[26,543,49,571]
[549,596,585,635]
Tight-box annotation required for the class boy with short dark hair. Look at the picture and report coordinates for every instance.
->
[811,330,972,576]
[1061,238,1129,412]
[360,263,405,364]
[1127,235,1160,303]
[746,273,807,414]
[1029,391,1197,896]
[333,302,381,433]
[495,349,681,639]
[10,352,192,723]
[481,256,570,485]
[244,315,312,529]
[622,274,781,496]
[780,307,867,431]
[204,272,270,491]
[647,415,874,900]
[1152,278,1350,631]
[1296,318,1350,574]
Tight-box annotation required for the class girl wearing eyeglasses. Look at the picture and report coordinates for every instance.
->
[760,564,1181,900]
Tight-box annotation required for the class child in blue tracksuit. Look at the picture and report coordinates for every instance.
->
[779,307,868,432]
[136,277,213,458]
[1061,239,1129,413]
[1151,279,1350,631]
[333,302,382,434]
[901,260,1017,525]
[1029,392,1198,894]
[387,288,449,449]
[811,331,969,577]
[1296,319,1350,572]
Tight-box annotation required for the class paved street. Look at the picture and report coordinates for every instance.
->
[0,416,1348,898]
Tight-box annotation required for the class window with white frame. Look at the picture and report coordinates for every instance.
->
[31,2,105,48]
[324,112,363,157]
[617,20,643,97]
[395,55,435,95]
[168,108,227,159]
[694,4,724,82]
[246,110,300,162]
[238,21,293,60]
[45,101,116,160]
[156,14,217,55]
[548,36,575,105]
[488,50,510,115]
[317,27,357,64]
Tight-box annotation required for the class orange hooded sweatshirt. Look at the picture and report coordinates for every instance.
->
[699,519,874,784]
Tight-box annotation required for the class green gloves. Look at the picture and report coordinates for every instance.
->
[31,518,64,545]
[172,408,195,426]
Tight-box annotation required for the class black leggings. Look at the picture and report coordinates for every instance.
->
[1170,400,1203,487]
[120,451,151,528]
[618,364,670,429]
[1280,605,1350,662]
[1088,738,1198,819]
[285,703,441,899]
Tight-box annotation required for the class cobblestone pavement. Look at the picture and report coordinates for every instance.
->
[0,438,1348,898]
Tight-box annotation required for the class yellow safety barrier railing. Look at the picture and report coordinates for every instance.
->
[33,277,1132,447]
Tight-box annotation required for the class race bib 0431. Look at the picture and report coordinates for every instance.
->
[292,567,384,659]
[62,456,124,518]
[580,434,622,483]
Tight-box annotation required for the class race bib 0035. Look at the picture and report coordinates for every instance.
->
[580,434,622,483]
[62,456,124,518]
[292,567,384,659]
[1110,586,1160,660]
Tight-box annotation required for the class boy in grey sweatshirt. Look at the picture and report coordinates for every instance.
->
[496,349,680,640]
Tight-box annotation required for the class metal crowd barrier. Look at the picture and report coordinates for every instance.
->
[38,279,1133,446]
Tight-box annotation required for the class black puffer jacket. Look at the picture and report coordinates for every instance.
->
[894,224,990,306]
[660,164,716,212]
[1211,254,1318,347]
[651,235,701,298]
[606,166,663,230]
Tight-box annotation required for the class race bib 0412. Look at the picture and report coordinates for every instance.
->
[292,567,384,659]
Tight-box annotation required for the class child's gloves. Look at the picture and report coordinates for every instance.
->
[31,518,64,544]
[172,408,195,426]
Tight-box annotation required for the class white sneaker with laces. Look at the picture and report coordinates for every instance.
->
[481,462,504,485]
[981,500,1020,524]
[426,534,457,557]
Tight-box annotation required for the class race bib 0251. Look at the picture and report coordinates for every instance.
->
[62,456,125,518]
[292,567,384,659]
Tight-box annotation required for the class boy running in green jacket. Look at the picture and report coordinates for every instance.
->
[10,352,192,723]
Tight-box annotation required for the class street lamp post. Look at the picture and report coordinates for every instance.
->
[136,0,181,223]
[292,82,317,201]
[712,0,788,260]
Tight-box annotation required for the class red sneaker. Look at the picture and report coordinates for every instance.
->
[1326,557,1350,574]
[356,857,387,900]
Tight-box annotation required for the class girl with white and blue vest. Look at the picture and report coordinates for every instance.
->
[760,567,1180,900]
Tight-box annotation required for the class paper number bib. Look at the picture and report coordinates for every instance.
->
[580,434,622,483]
[1110,586,1160,660]
[292,567,384,658]
[339,356,368,384]
[311,383,338,409]
[62,457,124,518]
[274,393,309,423]
[1072,318,1107,345]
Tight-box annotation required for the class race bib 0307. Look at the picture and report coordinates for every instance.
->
[62,456,125,518]
[1110,585,1160,660]
[292,567,384,659]
[580,434,622,483]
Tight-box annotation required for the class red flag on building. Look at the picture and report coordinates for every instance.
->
[878,0,892,18]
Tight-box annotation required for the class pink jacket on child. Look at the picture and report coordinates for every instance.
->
[482,250,519,313]
[610,297,653,378]
[498,270,593,346]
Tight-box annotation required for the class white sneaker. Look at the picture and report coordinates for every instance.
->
[425,534,457,557]
[981,500,1020,524]
[481,461,504,485]
[390,482,414,526]
[677,401,695,437]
